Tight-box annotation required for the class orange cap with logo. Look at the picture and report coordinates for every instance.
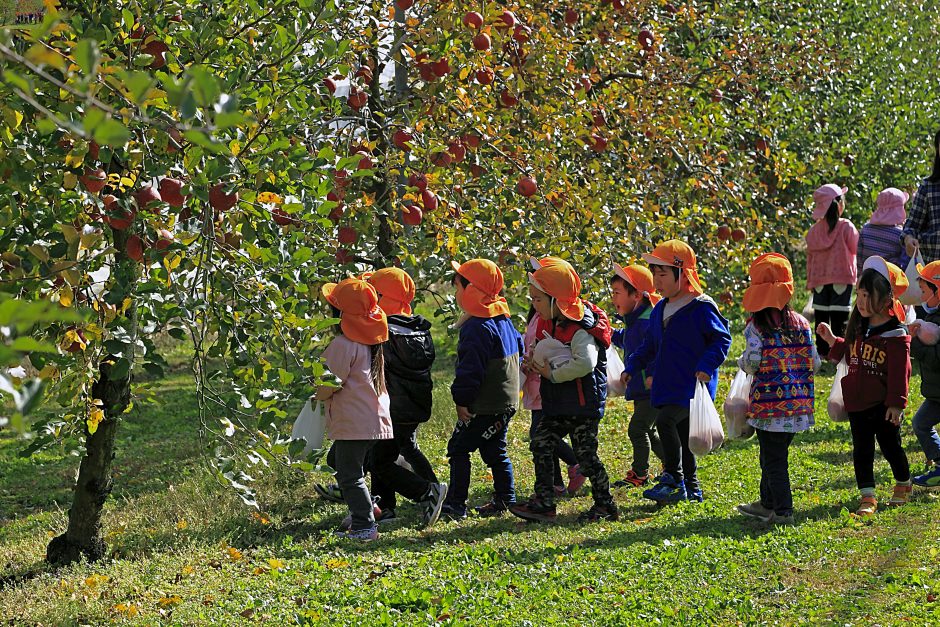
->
[742,253,795,313]
[862,256,909,320]
[321,278,389,345]
[529,263,585,321]
[916,260,940,292]
[613,262,661,305]
[451,259,511,318]
[641,239,703,295]
[364,267,416,316]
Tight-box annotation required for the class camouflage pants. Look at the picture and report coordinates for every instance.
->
[530,414,612,507]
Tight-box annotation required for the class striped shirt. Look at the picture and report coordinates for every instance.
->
[857,223,908,275]
[902,178,940,263]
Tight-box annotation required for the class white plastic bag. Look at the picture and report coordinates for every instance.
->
[532,333,573,369]
[291,399,326,457]
[802,292,814,321]
[916,320,940,345]
[689,381,725,455]
[827,359,850,422]
[901,248,925,306]
[723,370,755,439]
[606,345,626,397]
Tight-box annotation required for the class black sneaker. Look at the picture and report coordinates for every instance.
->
[314,482,344,503]
[377,507,397,524]
[474,501,510,517]
[577,502,619,523]
[421,483,448,528]
[440,503,467,521]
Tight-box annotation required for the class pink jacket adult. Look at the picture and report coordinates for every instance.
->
[805,218,859,289]
[322,335,393,441]
[521,315,542,411]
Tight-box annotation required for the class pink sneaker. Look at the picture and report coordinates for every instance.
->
[567,464,587,495]
[339,499,383,530]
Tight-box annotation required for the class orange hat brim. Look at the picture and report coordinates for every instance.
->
[916,263,940,290]
[742,283,794,313]
[321,282,339,306]
[340,311,389,345]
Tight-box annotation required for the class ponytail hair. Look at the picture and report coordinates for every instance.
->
[369,344,386,395]
[752,304,798,336]
[825,199,840,233]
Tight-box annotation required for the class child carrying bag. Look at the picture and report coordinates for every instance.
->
[689,381,725,456]
[606,345,626,397]
[901,248,925,306]
[291,398,327,457]
[723,369,755,439]
[827,359,850,422]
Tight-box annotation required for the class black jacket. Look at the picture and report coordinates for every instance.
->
[385,314,436,424]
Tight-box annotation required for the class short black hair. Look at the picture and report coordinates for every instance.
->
[651,265,680,281]
[609,275,637,293]
[452,273,470,288]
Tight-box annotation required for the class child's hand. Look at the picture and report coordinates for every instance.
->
[456,405,474,423]
[885,406,903,426]
[645,376,653,389]
[908,322,922,338]
[816,322,835,345]
[533,358,553,380]
[620,371,631,386]
[695,371,711,383]
[315,385,338,401]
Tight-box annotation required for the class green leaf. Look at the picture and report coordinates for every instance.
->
[75,39,100,76]
[187,65,221,108]
[109,357,131,380]
[93,118,130,146]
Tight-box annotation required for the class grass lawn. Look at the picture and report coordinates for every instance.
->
[2,335,940,625]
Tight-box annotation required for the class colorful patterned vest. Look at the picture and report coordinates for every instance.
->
[748,321,815,419]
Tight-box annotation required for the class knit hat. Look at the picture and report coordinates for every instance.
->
[528,263,584,321]
[364,267,415,316]
[916,260,940,291]
[450,259,511,318]
[612,262,661,305]
[742,253,794,312]
[641,239,703,295]
[862,255,909,321]
[321,278,389,345]
[870,187,909,226]
[812,183,848,221]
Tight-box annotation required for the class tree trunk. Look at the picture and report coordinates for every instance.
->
[46,230,139,566]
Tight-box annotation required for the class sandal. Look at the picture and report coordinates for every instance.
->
[887,483,912,507]
[855,495,878,517]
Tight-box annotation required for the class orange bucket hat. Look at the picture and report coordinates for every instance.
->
[862,256,909,320]
[742,253,794,313]
[528,255,572,271]
[364,267,416,316]
[321,278,389,345]
[916,260,940,292]
[641,239,703,295]
[613,262,661,305]
[529,263,585,321]
[450,259,511,318]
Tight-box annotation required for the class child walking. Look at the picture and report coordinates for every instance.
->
[609,263,665,488]
[907,260,940,488]
[624,240,732,504]
[319,278,393,541]
[364,268,448,527]
[806,183,859,356]
[734,254,820,525]
[857,187,910,275]
[510,260,618,522]
[443,259,522,519]
[817,256,913,516]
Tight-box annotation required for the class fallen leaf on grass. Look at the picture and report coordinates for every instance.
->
[158,595,182,607]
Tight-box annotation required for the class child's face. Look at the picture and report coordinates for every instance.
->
[856,286,889,319]
[529,284,553,320]
[610,279,643,316]
[919,278,940,308]
[452,276,466,310]
[651,265,683,299]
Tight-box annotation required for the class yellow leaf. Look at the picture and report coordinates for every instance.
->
[63,172,78,190]
[361,193,375,207]
[324,558,349,570]
[176,519,188,530]
[226,546,243,561]
[25,44,66,71]
[39,364,59,379]
[181,565,195,576]
[87,407,104,435]
[158,595,182,607]
[256,191,282,205]
[267,558,285,570]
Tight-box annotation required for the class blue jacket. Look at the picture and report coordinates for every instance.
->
[612,302,653,401]
[451,315,523,415]
[625,295,731,408]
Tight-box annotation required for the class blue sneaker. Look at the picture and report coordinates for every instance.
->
[913,464,940,488]
[686,487,704,503]
[643,473,687,503]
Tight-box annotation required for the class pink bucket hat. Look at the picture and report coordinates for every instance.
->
[870,187,909,226]
[812,183,847,220]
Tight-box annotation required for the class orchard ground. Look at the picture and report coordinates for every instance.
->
[2,329,940,625]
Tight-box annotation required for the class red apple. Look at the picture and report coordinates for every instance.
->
[498,10,516,29]
[393,129,414,151]
[731,227,747,242]
[421,189,439,212]
[348,88,368,111]
[273,208,298,226]
[513,25,531,43]
[402,204,423,226]
[328,205,345,223]
[408,172,428,191]
[338,226,358,244]
[166,127,183,154]
[500,89,518,107]
[324,77,337,94]
[463,11,484,29]
[170,13,182,22]
[142,39,169,69]
[418,62,436,82]
[155,228,174,251]
[133,185,163,211]
[711,88,723,103]
[333,169,350,189]
[590,133,608,153]
[335,248,354,264]
[517,175,537,197]
[209,183,238,213]
[475,67,495,85]
[716,225,732,241]
[356,152,374,170]
[470,163,484,178]
[461,133,481,149]
[448,141,466,163]
[105,206,136,230]
[577,76,592,93]
[80,167,108,194]
[639,28,655,50]
[126,235,146,263]
[159,177,187,207]
[719,291,734,305]
[88,140,100,161]
[472,33,491,51]
[395,0,413,9]
[430,150,453,167]
[564,8,579,24]
[432,58,451,77]
[755,138,768,152]
[355,66,373,85]
[327,190,344,203]
[64,327,87,353]
[593,109,607,127]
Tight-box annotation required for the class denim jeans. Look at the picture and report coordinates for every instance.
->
[446,412,516,510]
[911,399,940,463]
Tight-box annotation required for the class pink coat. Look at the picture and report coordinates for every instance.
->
[521,315,542,411]
[321,335,392,441]
[805,218,859,290]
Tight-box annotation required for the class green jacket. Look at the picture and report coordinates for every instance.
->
[910,309,940,401]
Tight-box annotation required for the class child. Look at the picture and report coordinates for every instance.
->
[817,256,913,516]
[522,257,586,497]
[734,254,820,525]
[857,188,910,275]
[443,259,522,519]
[318,278,392,541]
[806,183,859,356]
[623,240,732,504]
[364,268,448,527]
[510,261,618,523]
[609,263,665,488]
[907,260,940,488]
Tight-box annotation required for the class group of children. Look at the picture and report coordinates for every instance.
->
[314,183,940,541]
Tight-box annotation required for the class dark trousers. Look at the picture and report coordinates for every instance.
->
[445,412,515,509]
[814,310,848,357]
[848,404,911,490]
[655,405,699,491]
[332,440,377,531]
[530,410,578,486]
[531,413,612,507]
[630,399,665,476]
[370,423,437,510]
[757,429,796,516]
